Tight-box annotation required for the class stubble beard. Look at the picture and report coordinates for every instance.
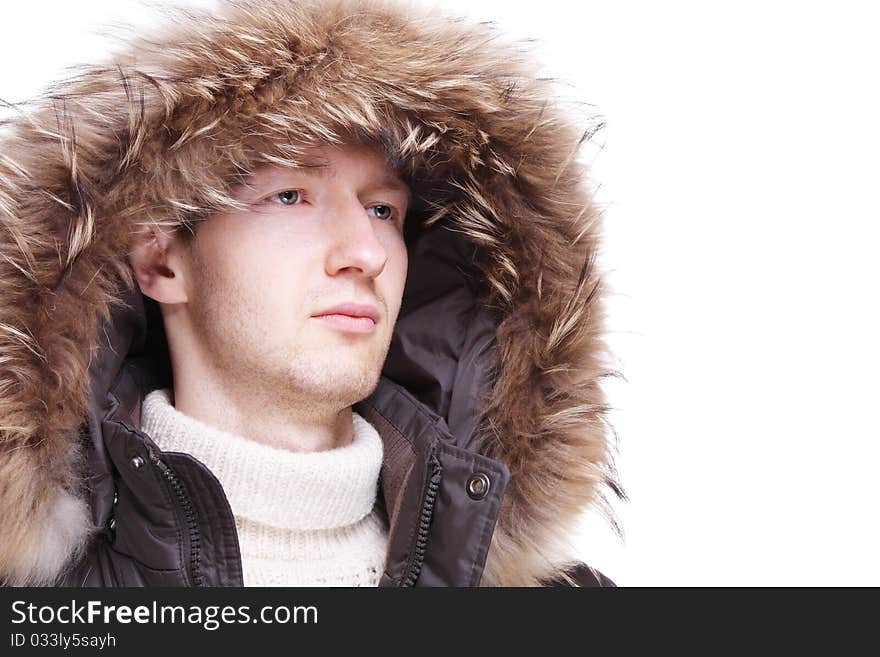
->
[186,246,391,419]
[267,336,387,411]
[207,318,392,421]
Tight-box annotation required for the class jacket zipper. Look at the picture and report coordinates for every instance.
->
[400,451,443,587]
[153,456,205,587]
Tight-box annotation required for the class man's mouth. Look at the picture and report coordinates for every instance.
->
[311,313,377,334]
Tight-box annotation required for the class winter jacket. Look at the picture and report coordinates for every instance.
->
[0,0,622,587]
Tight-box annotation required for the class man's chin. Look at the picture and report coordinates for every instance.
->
[305,362,384,404]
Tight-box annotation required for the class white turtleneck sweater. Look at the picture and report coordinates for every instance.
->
[140,388,388,587]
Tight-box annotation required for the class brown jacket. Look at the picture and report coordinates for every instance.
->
[0,0,622,587]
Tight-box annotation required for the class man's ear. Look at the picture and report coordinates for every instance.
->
[127,223,190,304]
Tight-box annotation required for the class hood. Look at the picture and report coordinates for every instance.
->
[0,0,622,586]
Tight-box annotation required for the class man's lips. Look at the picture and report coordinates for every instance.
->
[311,302,380,323]
[311,302,380,334]
[311,313,376,333]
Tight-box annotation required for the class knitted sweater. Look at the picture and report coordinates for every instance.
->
[140,388,388,586]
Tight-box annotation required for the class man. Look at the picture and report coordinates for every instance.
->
[128,142,411,586]
[0,0,621,587]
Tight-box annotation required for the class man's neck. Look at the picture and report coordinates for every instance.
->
[170,376,355,453]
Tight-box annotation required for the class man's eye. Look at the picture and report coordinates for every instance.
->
[270,190,302,205]
[368,204,393,220]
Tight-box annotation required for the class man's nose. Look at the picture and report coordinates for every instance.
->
[324,198,388,278]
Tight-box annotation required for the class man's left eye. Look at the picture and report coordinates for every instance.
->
[368,205,393,220]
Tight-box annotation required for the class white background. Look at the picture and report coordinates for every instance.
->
[2,1,878,585]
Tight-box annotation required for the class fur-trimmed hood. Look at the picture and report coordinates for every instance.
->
[0,0,621,586]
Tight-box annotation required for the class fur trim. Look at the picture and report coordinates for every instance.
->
[0,0,622,586]
[0,450,94,586]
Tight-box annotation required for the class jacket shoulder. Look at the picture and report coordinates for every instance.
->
[541,562,616,587]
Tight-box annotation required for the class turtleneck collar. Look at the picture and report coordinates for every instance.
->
[140,388,383,531]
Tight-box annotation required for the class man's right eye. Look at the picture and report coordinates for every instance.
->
[269,190,303,205]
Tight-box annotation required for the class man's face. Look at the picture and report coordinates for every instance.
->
[174,142,410,410]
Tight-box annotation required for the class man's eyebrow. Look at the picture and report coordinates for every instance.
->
[231,164,410,199]
[233,162,330,190]
[368,171,411,198]
[287,166,410,196]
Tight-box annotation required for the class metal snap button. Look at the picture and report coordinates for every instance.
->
[108,518,116,531]
[466,472,491,500]
[130,455,145,469]
[112,491,119,505]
